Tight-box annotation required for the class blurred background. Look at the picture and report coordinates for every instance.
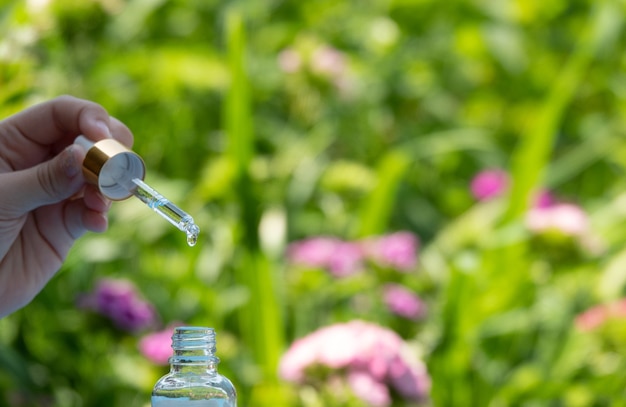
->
[1,0,626,405]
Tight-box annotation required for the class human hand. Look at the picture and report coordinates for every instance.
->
[0,95,133,317]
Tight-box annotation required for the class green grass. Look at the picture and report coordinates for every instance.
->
[2,0,626,406]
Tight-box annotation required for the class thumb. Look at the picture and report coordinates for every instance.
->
[1,145,86,215]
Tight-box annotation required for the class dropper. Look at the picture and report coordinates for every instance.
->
[75,136,200,246]
[130,178,200,246]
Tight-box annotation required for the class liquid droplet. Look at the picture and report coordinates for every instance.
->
[186,224,200,247]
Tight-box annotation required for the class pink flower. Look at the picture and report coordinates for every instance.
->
[287,237,341,268]
[365,231,419,271]
[288,232,420,276]
[314,323,362,368]
[470,169,509,201]
[279,320,430,405]
[353,325,403,380]
[573,299,626,332]
[609,299,626,318]
[310,45,346,77]
[383,284,426,320]
[277,48,302,73]
[139,327,175,365]
[347,371,391,407]
[278,337,319,382]
[575,306,608,332]
[287,237,364,277]
[526,203,589,237]
[327,241,363,277]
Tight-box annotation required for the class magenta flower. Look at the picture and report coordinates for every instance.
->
[279,320,430,406]
[91,279,136,316]
[365,231,419,271]
[383,284,426,320]
[534,189,556,208]
[81,278,157,332]
[112,298,157,332]
[388,354,432,401]
[470,169,509,201]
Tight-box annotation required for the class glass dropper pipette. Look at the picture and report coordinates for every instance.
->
[75,135,200,246]
[127,178,200,246]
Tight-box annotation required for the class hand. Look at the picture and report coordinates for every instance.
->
[0,95,133,317]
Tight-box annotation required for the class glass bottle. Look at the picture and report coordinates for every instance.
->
[151,327,237,407]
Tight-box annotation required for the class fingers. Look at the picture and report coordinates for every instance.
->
[6,95,111,147]
[50,195,109,242]
[82,208,109,233]
[0,144,86,215]
[3,95,134,159]
[82,184,111,233]
[109,116,134,148]
[0,96,134,214]
[0,143,113,218]
[83,184,112,214]
[65,198,109,237]
[3,171,112,234]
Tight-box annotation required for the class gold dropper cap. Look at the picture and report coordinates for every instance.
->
[75,136,146,201]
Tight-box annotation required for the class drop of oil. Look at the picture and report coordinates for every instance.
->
[186,224,200,247]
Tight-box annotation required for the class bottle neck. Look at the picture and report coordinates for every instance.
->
[169,327,220,374]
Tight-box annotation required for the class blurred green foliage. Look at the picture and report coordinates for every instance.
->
[1,0,626,406]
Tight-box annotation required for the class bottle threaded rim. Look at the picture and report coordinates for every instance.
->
[169,326,218,365]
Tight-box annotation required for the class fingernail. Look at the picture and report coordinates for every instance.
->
[61,145,81,178]
[95,120,112,138]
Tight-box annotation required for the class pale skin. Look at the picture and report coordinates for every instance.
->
[0,95,133,318]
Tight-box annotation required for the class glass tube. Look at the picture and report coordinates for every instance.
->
[130,178,200,247]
